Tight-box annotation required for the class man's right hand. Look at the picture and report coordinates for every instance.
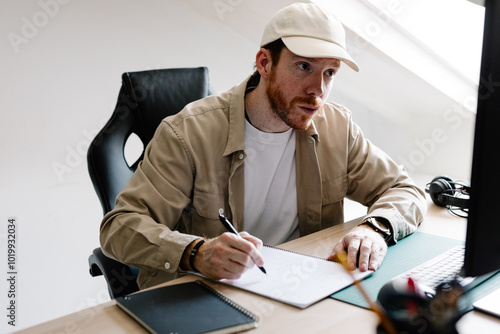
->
[193,232,265,279]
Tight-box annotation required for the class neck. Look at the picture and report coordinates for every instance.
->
[244,81,290,133]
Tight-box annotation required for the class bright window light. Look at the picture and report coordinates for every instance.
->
[368,0,485,83]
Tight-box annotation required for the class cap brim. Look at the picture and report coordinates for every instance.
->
[282,36,360,72]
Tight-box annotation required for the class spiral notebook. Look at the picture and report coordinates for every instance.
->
[115,280,258,334]
[219,245,372,308]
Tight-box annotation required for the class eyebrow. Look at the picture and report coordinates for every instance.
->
[292,55,341,68]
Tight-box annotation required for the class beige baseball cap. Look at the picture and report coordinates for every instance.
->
[260,2,359,72]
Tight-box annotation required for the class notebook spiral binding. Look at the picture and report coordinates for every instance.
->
[264,245,340,263]
[194,280,259,321]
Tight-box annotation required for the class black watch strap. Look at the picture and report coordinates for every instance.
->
[359,217,392,243]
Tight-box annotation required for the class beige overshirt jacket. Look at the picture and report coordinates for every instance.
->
[100,75,427,289]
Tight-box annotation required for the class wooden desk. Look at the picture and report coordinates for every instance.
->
[18,203,500,333]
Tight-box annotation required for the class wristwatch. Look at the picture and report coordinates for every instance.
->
[359,217,392,243]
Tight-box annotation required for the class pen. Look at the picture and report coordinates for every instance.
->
[218,214,267,274]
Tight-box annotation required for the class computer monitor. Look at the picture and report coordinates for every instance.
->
[463,0,500,278]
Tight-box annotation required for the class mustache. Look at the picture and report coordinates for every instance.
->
[291,96,323,108]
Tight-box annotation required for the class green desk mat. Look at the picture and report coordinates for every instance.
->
[331,232,500,313]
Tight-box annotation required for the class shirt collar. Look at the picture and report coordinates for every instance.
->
[223,76,250,156]
[306,119,320,142]
[223,75,320,156]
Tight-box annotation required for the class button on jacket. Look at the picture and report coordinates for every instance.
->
[100,75,426,289]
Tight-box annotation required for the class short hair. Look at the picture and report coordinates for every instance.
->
[252,38,286,77]
[263,38,286,66]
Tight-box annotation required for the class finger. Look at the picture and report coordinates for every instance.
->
[346,238,361,270]
[235,232,265,267]
[239,231,264,250]
[220,232,265,269]
[327,237,346,262]
[220,260,248,277]
[368,243,387,271]
[197,236,250,279]
[229,247,260,270]
[357,239,374,272]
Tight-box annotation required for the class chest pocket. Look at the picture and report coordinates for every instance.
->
[319,174,348,229]
[192,190,228,218]
[322,174,348,204]
[191,190,229,237]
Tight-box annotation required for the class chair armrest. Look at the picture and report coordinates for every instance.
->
[88,247,139,299]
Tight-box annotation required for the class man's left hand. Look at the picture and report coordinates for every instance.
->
[329,225,387,271]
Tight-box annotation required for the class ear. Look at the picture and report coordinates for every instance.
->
[255,48,272,80]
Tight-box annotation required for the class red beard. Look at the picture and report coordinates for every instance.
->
[266,70,323,130]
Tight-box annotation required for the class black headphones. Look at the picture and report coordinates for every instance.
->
[425,176,470,209]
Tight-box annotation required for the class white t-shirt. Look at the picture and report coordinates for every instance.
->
[243,119,300,245]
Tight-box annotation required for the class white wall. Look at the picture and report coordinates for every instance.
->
[317,0,483,182]
[0,0,268,331]
[0,0,482,331]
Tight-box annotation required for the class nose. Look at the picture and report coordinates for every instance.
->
[306,72,326,98]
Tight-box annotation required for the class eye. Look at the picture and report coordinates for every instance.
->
[297,62,311,71]
[325,69,336,78]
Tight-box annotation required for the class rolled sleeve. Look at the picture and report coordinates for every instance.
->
[345,115,426,243]
[100,121,198,282]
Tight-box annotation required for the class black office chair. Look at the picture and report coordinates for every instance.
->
[87,67,214,299]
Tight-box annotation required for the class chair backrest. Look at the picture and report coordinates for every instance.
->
[88,67,213,215]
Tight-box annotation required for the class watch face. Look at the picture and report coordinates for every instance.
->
[376,223,390,233]
[363,218,390,239]
[371,218,390,232]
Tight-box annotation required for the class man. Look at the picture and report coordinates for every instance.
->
[100,3,426,289]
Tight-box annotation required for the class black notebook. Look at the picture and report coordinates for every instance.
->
[115,280,258,334]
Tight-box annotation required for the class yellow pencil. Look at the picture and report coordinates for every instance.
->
[332,250,397,334]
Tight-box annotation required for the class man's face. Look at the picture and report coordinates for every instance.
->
[265,47,341,131]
